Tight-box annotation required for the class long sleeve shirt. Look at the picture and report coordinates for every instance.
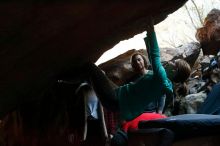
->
[115,31,173,121]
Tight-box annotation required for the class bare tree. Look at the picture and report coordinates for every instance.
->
[184,4,198,30]
[184,0,205,29]
[191,0,204,26]
[162,0,208,48]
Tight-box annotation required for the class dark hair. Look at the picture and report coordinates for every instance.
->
[173,59,191,83]
[175,82,188,97]
[130,52,148,69]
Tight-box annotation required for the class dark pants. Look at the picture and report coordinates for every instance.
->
[198,82,220,114]
[87,63,119,111]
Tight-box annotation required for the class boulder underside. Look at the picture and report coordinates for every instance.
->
[0,0,187,118]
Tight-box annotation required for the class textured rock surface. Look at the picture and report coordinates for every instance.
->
[0,0,187,117]
[100,42,201,86]
[99,49,139,86]
[196,9,220,55]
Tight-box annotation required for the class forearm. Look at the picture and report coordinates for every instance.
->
[144,18,154,64]
[164,91,174,111]
[147,29,161,73]
[157,94,166,114]
[144,36,152,64]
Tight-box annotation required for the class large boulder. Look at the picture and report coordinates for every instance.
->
[99,41,201,86]
[196,9,220,55]
[179,91,207,114]
[0,0,188,118]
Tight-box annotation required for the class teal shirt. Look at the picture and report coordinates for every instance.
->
[115,31,173,121]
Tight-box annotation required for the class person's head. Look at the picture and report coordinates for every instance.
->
[165,59,191,83]
[130,52,148,74]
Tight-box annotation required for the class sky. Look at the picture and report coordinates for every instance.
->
[96,0,220,65]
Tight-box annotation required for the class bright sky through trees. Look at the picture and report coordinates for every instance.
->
[96,0,220,65]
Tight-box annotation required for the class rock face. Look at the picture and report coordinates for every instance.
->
[196,9,220,55]
[100,41,201,86]
[0,0,188,118]
[99,49,139,86]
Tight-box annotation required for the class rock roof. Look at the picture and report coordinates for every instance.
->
[0,0,187,118]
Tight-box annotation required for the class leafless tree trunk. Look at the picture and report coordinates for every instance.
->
[191,0,204,26]
[184,4,198,30]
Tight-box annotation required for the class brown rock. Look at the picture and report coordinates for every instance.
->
[0,0,187,118]
[196,9,220,55]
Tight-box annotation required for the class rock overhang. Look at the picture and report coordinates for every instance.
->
[0,0,188,118]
